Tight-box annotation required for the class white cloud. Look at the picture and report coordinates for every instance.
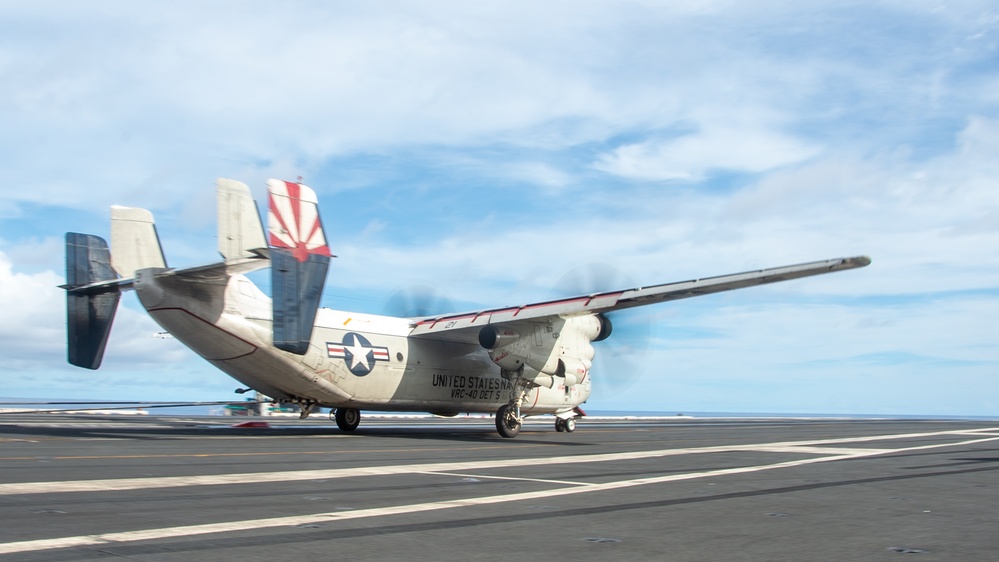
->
[0,245,234,401]
[1,2,998,414]
[2,1,992,216]
[619,293,999,415]
[0,250,198,376]
[324,113,998,303]
[504,161,573,190]
[0,251,65,364]
[593,126,821,181]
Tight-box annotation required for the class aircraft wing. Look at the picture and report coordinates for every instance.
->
[408,256,871,344]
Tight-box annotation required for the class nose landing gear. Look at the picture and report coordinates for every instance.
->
[554,417,576,432]
[495,404,521,438]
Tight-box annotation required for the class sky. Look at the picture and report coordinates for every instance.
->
[1,1,997,416]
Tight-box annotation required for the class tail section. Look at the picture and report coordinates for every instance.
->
[267,179,331,354]
[110,206,166,278]
[217,178,267,260]
[65,233,121,369]
[66,204,164,369]
[64,178,330,365]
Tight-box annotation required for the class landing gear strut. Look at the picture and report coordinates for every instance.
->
[297,401,317,420]
[334,408,360,432]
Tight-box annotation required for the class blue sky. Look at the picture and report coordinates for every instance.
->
[1,1,997,415]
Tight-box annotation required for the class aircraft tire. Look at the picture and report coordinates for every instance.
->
[335,408,361,432]
[555,418,566,432]
[495,404,521,438]
[564,418,576,432]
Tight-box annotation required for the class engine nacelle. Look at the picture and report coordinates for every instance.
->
[487,345,559,374]
[594,314,612,342]
[482,316,602,387]
[478,326,521,350]
[482,323,559,374]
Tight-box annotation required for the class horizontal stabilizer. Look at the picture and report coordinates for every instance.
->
[111,206,166,278]
[267,179,331,354]
[65,233,121,369]
[217,178,267,260]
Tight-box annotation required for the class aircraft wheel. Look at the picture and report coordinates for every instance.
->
[564,418,576,433]
[495,404,521,438]
[554,418,566,432]
[335,408,360,432]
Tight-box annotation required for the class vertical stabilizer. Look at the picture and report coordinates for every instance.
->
[217,178,267,260]
[267,179,331,354]
[110,206,167,278]
[65,233,121,369]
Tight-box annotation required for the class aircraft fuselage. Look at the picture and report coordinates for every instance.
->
[132,269,591,415]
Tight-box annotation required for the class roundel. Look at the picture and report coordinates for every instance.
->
[326,332,390,377]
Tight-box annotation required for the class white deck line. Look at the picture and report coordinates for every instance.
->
[1,430,998,555]
[2,427,995,496]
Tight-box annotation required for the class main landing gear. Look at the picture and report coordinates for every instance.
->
[495,406,579,437]
[554,417,576,432]
[332,408,360,432]
[494,375,582,437]
[495,374,534,438]
[494,371,584,437]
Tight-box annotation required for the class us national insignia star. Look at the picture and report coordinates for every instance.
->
[326,332,390,376]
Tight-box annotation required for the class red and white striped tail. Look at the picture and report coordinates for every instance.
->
[266,179,332,354]
[267,179,331,262]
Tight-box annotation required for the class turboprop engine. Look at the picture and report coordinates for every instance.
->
[478,314,610,388]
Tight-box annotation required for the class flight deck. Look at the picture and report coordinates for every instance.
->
[1,414,997,560]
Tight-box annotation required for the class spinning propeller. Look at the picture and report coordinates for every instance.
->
[553,263,653,394]
[383,285,456,318]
